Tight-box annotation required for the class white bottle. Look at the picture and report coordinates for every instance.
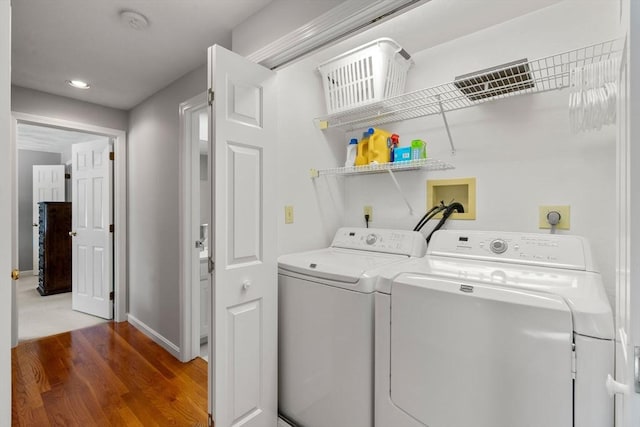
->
[345,138,358,167]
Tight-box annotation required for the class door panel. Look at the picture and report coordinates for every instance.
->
[228,300,262,423]
[227,144,261,265]
[32,165,65,273]
[208,44,277,427]
[71,140,113,320]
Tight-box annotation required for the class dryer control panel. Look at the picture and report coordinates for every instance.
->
[331,227,427,257]
[427,230,595,272]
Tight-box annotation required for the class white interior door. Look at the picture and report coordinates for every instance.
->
[32,165,65,273]
[615,4,640,422]
[208,45,277,427]
[71,140,113,320]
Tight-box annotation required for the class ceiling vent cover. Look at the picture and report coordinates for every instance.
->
[454,59,534,101]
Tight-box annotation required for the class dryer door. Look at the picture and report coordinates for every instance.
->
[390,273,574,427]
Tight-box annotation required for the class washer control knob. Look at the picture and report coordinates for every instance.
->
[490,239,508,254]
[366,233,378,245]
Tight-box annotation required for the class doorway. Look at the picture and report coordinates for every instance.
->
[16,123,113,340]
[10,112,127,346]
[178,93,210,362]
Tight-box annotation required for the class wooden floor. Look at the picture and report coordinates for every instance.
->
[11,322,208,426]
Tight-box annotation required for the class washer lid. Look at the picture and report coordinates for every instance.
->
[382,256,614,339]
[390,274,574,427]
[278,248,408,284]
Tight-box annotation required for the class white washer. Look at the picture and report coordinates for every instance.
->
[278,227,427,427]
[375,230,614,427]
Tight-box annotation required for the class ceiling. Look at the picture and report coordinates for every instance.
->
[12,0,565,149]
[17,123,106,154]
[12,0,273,110]
[11,0,565,113]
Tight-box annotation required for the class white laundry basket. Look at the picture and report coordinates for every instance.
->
[318,38,413,114]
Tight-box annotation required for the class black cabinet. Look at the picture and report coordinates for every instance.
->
[37,202,72,296]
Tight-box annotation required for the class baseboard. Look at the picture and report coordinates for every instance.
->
[127,314,180,359]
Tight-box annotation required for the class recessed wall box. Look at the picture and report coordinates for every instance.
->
[427,177,476,220]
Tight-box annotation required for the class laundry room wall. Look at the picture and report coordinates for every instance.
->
[274,0,620,304]
[339,1,620,304]
[275,57,346,255]
[127,64,206,351]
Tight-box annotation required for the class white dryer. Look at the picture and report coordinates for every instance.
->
[375,230,614,427]
[278,227,427,427]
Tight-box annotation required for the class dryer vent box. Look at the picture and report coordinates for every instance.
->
[454,59,534,101]
[427,177,476,220]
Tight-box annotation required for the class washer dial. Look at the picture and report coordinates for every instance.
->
[490,239,508,254]
[366,234,378,245]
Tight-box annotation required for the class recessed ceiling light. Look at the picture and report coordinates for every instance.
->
[66,79,90,89]
[119,10,149,30]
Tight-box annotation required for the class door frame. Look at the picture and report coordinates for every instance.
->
[11,112,128,325]
[178,92,208,362]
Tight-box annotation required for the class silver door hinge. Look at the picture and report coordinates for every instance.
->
[208,256,215,274]
[109,152,115,161]
[109,224,114,233]
[208,413,214,427]
[208,88,214,106]
[109,291,114,301]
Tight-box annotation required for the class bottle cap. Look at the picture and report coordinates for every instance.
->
[349,138,358,145]
[367,128,374,135]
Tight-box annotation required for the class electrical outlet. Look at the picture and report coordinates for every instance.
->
[538,205,570,230]
[285,205,294,224]
[363,205,373,222]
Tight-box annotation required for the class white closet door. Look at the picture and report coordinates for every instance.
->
[208,44,277,427]
[71,140,113,320]
[32,165,65,273]
[614,10,640,424]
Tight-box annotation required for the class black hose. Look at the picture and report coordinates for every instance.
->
[413,201,446,232]
[426,202,465,243]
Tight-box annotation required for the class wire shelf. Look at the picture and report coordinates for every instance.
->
[315,39,623,131]
[310,158,454,178]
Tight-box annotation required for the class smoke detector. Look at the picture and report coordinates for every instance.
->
[119,10,149,30]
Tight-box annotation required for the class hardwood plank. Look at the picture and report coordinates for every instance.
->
[12,322,208,427]
[109,323,208,404]
[13,340,51,394]
[11,348,50,427]
[41,385,96,426]
[85,325,208,426]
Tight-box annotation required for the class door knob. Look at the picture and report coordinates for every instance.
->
[242,280,251,291]
[69,231,77,237]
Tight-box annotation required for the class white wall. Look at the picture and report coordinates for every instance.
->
[231,0,345,56]
[11,86,128,131]
[276,57,346,255]
[276,1,620,303]
[127,64,206,348]
[1,0,11,423]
